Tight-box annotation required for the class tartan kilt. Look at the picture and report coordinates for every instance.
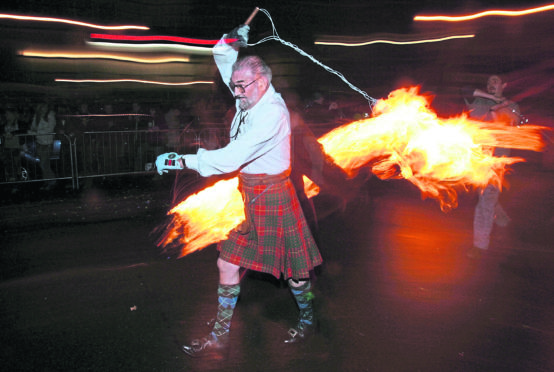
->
[218,176,322,280]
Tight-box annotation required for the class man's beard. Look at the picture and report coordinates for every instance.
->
[236,96,251,111]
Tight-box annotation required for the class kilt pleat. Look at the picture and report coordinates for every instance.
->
[218,177,322,280]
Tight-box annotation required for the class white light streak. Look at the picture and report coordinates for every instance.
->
[0,13,149,30]
[20,50,190,64]
[55,79,213,86]
[315,34,475,46]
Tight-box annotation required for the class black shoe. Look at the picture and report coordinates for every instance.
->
[284,321,316,344]
[182,333,229,359]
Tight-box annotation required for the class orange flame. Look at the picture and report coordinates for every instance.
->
[159,177,245,257]
[159,87,547,256]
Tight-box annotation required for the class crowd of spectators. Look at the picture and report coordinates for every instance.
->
[1,89,363,191]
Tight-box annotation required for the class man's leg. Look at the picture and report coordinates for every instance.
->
[494,203,511,227]
[470,185,500,258]
[182,258,240,357]
[285,279,316,343]
[212,259,241,338]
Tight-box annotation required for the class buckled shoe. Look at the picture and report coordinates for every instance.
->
[284,321,317,344]
[182,332,229,359]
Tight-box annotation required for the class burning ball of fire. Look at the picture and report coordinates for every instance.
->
[159,87,547,256]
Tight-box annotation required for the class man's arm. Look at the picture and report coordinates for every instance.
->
[212,25,249,93]
[472,89,505,104]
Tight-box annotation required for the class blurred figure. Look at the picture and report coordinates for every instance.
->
[127,101,150,171]
[164,104,183,152]
[144,104,165,172]
[29,102,57,189]
[284,90,325,238]
[1,104,23,182]
[462,74,520,259]
[303,91,344,135]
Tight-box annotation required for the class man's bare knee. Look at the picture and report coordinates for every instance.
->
[217,258,240,284]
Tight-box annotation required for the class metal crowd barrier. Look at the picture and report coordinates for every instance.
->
[0,127,230,190]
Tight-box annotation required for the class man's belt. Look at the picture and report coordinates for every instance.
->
[239,170,291,187]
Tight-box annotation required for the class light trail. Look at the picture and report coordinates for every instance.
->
[0,13,148,30]
[55,79,213,86]
[86,41,213,55]
[414,4,554,22]
[89,33,230,45]
[315,34,475,46]
[20,50,190,64]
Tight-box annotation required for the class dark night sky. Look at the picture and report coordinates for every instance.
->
[1,1,552,120]
[0,0,537,37]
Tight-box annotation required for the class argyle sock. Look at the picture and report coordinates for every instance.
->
[212,283,240,338]
[289,280,314,328]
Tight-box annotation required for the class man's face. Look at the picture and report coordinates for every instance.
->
[231,68,263,111]
[486,75,506,97]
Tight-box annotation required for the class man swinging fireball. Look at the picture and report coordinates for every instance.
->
[157,23,322,357]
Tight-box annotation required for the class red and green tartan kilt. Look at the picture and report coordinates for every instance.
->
[217,176,322,280]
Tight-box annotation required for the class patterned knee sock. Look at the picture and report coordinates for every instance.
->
[289,280,314,327]
[212,283,240,338]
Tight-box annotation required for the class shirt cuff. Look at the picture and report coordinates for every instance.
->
[183,154,198,171]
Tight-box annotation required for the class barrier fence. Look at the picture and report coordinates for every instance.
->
[0,127,230,189]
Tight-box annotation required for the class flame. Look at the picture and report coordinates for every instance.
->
[159,87,547,256]
[159,177,245,257]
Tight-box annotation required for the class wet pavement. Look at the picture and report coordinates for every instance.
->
[1,164,553,372]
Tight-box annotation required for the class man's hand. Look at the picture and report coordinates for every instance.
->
[155,152,184,175]
[227,24,250,48]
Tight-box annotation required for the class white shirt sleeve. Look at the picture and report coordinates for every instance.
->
[213,36,238,94]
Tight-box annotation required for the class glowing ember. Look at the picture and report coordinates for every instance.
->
[159,87,547,256]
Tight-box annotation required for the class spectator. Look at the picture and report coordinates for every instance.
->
[462,74,520,259]
[1,104,23,182]
[29,102,57,190]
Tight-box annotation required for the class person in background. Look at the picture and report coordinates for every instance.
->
[462,74,520,259]
[1,105,23,183]
[29,102,57,190]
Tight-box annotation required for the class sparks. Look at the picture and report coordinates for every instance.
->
[158,87,547,257]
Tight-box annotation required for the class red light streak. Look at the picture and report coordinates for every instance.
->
[90,33,235,45]
[414,4,554,22]
[0,13,148,30]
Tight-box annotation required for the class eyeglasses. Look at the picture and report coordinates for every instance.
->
[229,78,258,93]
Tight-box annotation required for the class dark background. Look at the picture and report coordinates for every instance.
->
[1,0,552,122]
